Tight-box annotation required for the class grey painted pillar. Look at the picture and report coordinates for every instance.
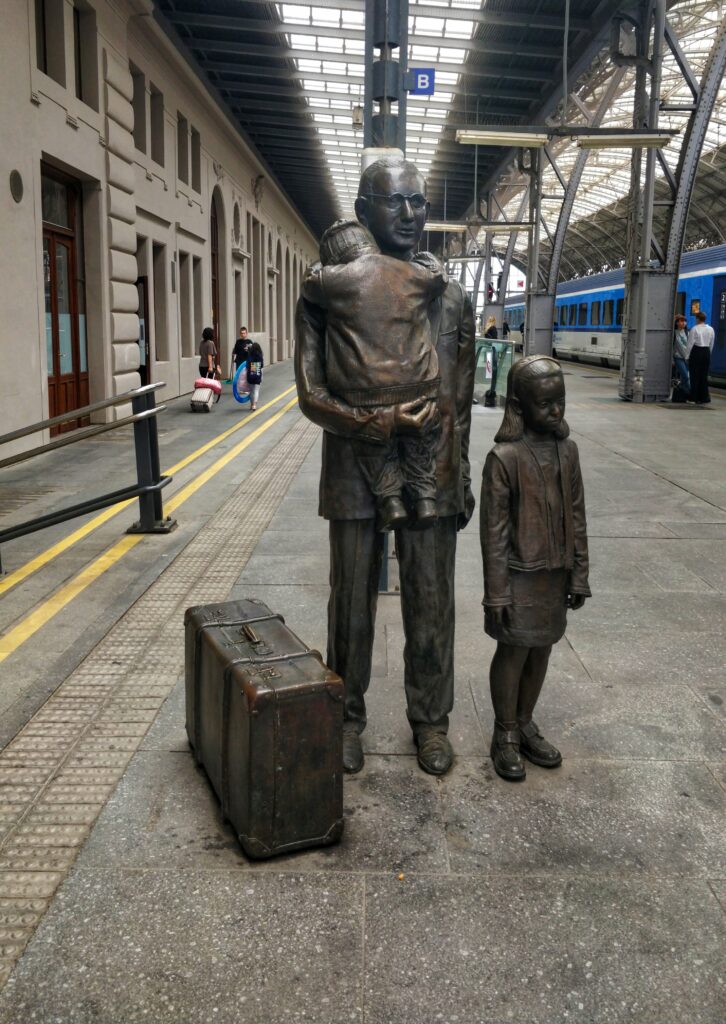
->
[524,148,549,356]
[364,0,409,151]
[619,0,667,402]
[492,189,530,329]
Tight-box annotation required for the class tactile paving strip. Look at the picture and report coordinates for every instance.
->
[0,413,318,987]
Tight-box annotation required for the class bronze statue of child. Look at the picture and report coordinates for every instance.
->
[480,356,591,781]
[301,218,447,532]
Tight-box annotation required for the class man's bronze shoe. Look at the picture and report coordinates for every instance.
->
[490,725,525,782]
[415,731,453,775]
[518,719,562,768]
[343,730,364,774]
[379,496,408,532]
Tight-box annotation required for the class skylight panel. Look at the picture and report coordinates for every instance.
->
[311,7,341,25]
[439,47,467,61]
[415,17,446,33]
[410,45,438,60]
[341,11,365,28]
[281,4,310,23]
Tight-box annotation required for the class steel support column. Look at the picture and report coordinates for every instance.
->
[364,0,408,152]
[618,5,726,401]
[523,148,548,355]
[619,0,667,401]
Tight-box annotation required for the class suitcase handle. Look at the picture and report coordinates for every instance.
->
[242,624,263,645]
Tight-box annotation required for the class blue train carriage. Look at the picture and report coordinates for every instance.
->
[503,243,726,382]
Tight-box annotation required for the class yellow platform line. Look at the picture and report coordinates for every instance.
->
[0,385,297,599]
[0,396,300,662]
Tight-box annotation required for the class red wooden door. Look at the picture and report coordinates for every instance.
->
[42,169,89,435]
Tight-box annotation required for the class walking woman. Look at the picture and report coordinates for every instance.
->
[199,327,221,380]
[247,341,264,411]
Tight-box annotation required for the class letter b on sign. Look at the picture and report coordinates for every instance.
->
[409,68,435,96]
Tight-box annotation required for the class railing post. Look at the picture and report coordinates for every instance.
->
[127,389,176,534]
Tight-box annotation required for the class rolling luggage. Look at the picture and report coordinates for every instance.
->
[184,598,344,859]
[191,377,222,412]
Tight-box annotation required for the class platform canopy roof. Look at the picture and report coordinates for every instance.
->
[156,0,726,272]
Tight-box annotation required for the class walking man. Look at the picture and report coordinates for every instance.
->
[295,156,476,776]
[686,310,715,405]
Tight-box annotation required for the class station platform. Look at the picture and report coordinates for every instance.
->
[0,364,724,1024]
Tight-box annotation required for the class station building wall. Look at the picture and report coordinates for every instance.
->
[0,0,317,453]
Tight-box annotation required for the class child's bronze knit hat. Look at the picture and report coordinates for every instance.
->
[319,219,378,266]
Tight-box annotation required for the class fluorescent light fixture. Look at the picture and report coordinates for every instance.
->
[424,221,468,232]
[425,221,533,234]
[456,129,549,147]
[574,131,673,149]
[476,222,533,233]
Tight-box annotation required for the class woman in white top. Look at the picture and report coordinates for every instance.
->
[686,311,715,405]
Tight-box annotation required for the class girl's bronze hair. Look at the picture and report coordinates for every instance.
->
[494,355,570,443]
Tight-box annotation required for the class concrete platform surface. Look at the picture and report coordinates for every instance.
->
[0,367,724,1023]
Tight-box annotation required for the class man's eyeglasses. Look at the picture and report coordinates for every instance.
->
[364,192,428,211]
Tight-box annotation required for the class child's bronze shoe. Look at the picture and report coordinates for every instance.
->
[378,496,408,532]
[414,498,437,526]
[490,724,526,781]
[519,719,562,768]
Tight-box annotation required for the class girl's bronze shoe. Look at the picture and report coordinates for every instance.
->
[490,724,526,781]
[518,719,562,767]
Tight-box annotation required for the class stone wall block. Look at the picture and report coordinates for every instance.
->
[103,49,133,103]
[105,84,134,134]
[112,312,140,343]
[107,184,135,225]
[112,341,141,373]
[106,152,135,194]
[105,119,134,163]
[111,282,139,313]
[108,217,136,254]
[109,250,138,284]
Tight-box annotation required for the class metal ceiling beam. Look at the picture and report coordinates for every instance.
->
[211,0,591,31]
[189,41,554,81]
[170,16,563,59]
[219,80,537,108]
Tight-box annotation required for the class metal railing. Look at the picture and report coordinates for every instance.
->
[0,383,176,573]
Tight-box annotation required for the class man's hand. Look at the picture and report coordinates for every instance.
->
[486,605,510,628]
[394,398,440,436]
[568,593,588,611]
[457,486,475,531]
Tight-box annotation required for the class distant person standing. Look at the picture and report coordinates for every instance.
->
[247,341,264,411]
[502,320,510,339]
[231,326,252,376]
[672,314,690,399]
[484,316,498,339]
[686,310,715,405]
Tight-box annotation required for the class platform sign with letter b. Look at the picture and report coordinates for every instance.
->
[409,68,435,96]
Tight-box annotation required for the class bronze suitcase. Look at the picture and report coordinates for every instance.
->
[184,598,344,859]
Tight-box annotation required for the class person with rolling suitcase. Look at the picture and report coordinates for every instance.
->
[191,327,222,412]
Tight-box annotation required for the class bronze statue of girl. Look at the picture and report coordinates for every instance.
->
[480,356,591,781]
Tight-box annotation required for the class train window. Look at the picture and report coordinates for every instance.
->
[578,302,588,325]
[602,300,613,325]
[675,291,686,317]
[616,298,624,325]
[591,301,601,325]
[568,304,576,325]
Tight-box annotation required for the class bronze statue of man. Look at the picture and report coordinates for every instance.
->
[295,155,476,775]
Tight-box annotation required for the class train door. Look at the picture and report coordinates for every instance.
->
[42,166,90,435]
[711,274,726,376]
